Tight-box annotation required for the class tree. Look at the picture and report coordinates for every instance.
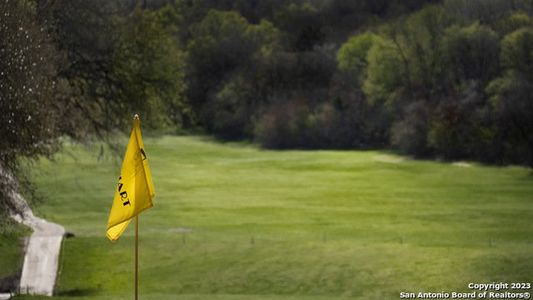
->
[337,32,378,85]
[0,0,63,216]
[41,0,128,136]
[487,28,533,166]
[0,1,189,218]
[495,12,532,34]
[41,0,188,134]
[113,8,187,130]
[362,35,405,105]
[499,27,533,81]
[186,10,281,135]
[443,23,500,84]
[272,2,324,51]
[423,23,500,159]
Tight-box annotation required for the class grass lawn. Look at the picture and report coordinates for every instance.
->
[0,221,28,281]
[11,135,533,299]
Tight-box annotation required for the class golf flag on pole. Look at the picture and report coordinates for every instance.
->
[106,114,155,241]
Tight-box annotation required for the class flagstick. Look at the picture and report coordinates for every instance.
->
[134,114,140,300]
[135,215,139,300]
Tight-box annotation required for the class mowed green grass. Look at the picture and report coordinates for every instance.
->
[0,221,28,279]
[13,136,533,299]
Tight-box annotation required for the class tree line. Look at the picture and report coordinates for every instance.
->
[1,0,533,215]
[179,0,533,167]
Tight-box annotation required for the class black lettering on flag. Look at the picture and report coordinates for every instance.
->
[117,173,132,206]
[117,176,123,192]
[140,148,147,161]
[121,191,131,206]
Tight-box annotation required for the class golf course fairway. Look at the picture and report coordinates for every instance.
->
[13,135,533,299]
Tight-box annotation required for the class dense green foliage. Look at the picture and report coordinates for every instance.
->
[169,0,533,166]
[0,0,185,217]
[358,2,533,165]
[12,136,533,299]
[0,0,62,215]
[40,0,186,132]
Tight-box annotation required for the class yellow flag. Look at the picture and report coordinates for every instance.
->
[106,116,155,241]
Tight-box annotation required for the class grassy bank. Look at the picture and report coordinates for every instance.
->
[12,136,533,299]
[0,220,29,292]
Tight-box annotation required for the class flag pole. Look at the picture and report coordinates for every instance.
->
[134,113,139,300]
[135,215,138,300]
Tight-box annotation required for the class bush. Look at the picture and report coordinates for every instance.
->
[391,101,432,157]
[255,98,312,149]
[206,75,256,140]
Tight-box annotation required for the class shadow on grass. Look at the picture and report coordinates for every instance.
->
[0,274,20,293]
[57,288,98,297]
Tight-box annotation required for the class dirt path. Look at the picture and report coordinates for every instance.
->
[11,190,65,296]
